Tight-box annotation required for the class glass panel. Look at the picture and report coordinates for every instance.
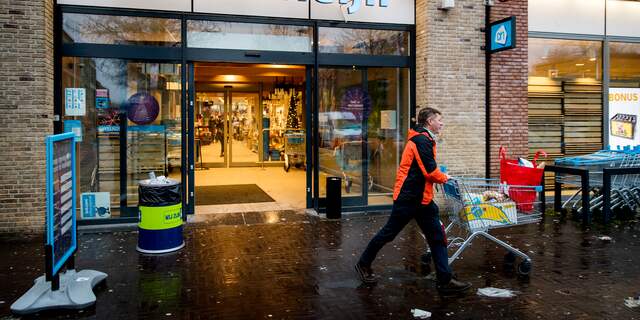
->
[187,20,312,52]
[528,38,602,80]
[610,42,640,87]
[528,38,603,166]
[231,92,260,163]
[318,68,364,198]
[367,68,410,206]
[196,92,226,164]
[61,57,182,219]
[62,13,181,47]
[318,27,409,56]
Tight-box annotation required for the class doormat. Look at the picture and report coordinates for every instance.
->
[195,184,275,205]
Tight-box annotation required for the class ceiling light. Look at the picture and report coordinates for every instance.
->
[589,58,596,61]
[575,63,585,66]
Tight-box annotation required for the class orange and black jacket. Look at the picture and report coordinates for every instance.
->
[392,127,448,205]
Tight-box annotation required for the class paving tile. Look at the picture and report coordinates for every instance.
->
[0,212,639,319]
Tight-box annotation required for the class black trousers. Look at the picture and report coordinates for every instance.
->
[358,200,452,284]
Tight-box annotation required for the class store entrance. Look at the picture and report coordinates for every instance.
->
[188,62,310,214]
[194,85,261,168]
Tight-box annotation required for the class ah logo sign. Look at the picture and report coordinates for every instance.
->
[316,0,390,14]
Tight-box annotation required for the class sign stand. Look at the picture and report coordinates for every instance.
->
[11,133,107,315]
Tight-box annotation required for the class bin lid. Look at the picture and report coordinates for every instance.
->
[139,178,180,187]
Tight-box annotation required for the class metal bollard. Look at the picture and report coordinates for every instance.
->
[326,176,342,219]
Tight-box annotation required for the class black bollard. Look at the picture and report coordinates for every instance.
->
[326,176,342,219]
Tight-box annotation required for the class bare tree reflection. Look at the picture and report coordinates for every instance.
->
[63,13,181,46]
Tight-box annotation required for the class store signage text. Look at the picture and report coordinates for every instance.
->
[609,93,639,102]
[315,0,389,14]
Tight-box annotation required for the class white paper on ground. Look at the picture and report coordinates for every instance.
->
[477,287,518,298]
[411,308,431,319]
[624,297,640,308]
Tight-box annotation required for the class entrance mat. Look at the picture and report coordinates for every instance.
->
[195,184,275,205]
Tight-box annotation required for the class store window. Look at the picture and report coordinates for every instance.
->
[317,67,409,204]
[187,20,313,52]
[610,42,640,87]
[318,27,409,56]
[367,68,410,205]
[528,38,603,161]
[318,68,364,199]
[62,13,181,46]
[609,42,640,149]
[61,57,182,219]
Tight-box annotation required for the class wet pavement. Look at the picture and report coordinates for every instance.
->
[1,210,639,319]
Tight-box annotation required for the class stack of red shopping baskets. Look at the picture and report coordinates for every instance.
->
[499,147,546,212]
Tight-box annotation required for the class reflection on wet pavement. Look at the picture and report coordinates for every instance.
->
[0,211,639,319]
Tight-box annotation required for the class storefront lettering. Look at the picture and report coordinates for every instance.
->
[316,0,389,14]
[609,93,639,102]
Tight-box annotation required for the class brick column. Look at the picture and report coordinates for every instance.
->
[0,0,54,234]
[416,0,486,177]
[489,0,529,178]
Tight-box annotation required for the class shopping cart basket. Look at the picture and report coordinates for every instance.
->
[423,178,543,276]
[283,131,306,172]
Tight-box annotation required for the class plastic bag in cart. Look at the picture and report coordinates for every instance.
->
[499,146,546,212]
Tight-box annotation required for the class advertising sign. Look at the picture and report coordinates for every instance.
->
[608,88,640,150]
[46,132,77,276]
[64,88,86,116]
[96,89,110,109]
[489,16,516,53]
[81,192,111,219]
[380,110,396,130]
[63,120,83,142]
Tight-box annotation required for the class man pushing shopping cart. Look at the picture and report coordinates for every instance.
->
[355,107,473,294]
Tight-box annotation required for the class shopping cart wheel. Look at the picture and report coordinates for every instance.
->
[517,259,532,277]
[284,154,290,172]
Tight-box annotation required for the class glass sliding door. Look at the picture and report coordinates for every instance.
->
[317,67,410,207]
[366,68,410,206]
[318,68,365,205]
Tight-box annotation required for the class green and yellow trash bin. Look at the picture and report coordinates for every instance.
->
[136,178,184,254]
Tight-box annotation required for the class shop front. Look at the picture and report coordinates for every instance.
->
[56,0,415,223]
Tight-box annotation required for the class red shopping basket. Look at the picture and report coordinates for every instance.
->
[499,146,546,212]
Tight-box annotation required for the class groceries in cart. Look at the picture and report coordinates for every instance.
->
[424,177,543,276]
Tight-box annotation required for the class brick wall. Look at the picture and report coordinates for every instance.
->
[489,0,529,178]
[416,0,486,177]
[0,0,54,234]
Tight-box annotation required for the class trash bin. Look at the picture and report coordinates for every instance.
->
[326,176,342,219]
[137,178,184,254]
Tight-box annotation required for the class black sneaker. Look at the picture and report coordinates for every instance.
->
[436,278,472,295]
[355,263,377,284]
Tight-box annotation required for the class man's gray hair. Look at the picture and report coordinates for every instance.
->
[416,106,442,126]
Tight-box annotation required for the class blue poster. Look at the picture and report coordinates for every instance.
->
[64,120,82,142]
[490,16,516,53]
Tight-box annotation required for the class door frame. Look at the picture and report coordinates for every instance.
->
[185,62,314,214]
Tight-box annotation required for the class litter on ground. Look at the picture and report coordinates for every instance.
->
[411,308,431,319]
[477,287,518,298]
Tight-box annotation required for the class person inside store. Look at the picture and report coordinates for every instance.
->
[209,112,225,157]
[355,107,472,295]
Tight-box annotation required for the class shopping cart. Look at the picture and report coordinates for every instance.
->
[553,148,640,214]
[423,178,543,276]
[283,131,306,172]
[556,149,640,213]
